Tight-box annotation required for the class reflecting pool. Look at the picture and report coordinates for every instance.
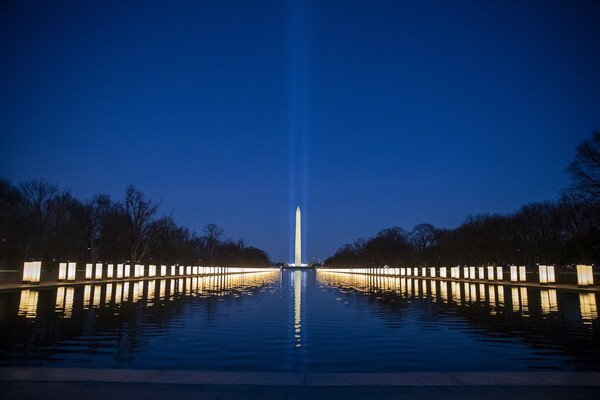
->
[0,270,599,372]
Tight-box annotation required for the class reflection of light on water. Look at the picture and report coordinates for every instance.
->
[512,287,520,312]
[123,282,130,302]
[580,293,598,324]
[159,279,166,300]
[93,285,101,308]
[55,287,65,311]
[64,287,74,318]
[294,271,302,347]
[84,284,92,307]
[479,284,486,302]
[520,287,529,316]
[317,271,597,329]
[540,289,558,315]
[440,281,448,302]
[489,285,496,314]
[19,290,38,318]
[452,282,461,305]
[105,283,113,305]
[147,280,156,305]
[115,283,123,304]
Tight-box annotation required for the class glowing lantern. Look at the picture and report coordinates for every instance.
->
[440,267,447,278]
[58,263,67,280]
[421,267,426,276]
[400,268,406,276]
[117,264,124,279]
[193,266,198,275]
[85,263,93,280]
[407,268,412,276]
[107,264,114,279]
[149,265,156,277]
[478,267,484,280]
[171,265,176,276]
[469,267,476,280]
[186,266,192,275]
[429,267,436,277]
[463,267,470,279]
[160,265,166,276]
[179,266,184,275]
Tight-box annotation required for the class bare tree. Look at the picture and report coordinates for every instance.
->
[567,130,600,201]
[203,223,225,267]
[122,185,160,262]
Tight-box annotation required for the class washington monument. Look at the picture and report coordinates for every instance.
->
[295,206,302,266]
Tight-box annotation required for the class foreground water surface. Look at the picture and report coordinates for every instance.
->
[0,270,599,372]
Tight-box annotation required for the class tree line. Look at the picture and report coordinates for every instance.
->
[0,182,271,269]
[325,131,600,268]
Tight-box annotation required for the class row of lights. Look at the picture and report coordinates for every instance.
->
[320,264,595,287]
[22,261,274,284]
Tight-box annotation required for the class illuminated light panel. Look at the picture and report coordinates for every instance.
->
[67,262,76,281]
[58,263,67,280]
[22,261,41,284]
[487,266,494,281]
[95,263,103,280]
[85,263,93,280]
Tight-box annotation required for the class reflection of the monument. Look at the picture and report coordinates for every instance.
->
[293,270,302,347]
[19,271,279,321]
[317,271,598,324]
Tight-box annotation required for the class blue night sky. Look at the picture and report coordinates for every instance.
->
[1,0,599,263]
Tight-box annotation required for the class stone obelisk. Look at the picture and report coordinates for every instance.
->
[295,206,302,266]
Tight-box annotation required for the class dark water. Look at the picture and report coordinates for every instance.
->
[0,270,598,372]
